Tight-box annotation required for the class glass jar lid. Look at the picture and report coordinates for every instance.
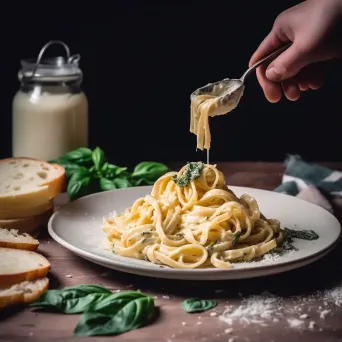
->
[19,40,83,82]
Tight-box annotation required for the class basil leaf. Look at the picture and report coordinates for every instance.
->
[173,162,204,187]
[131,178,155,186]
[51,148,93,166]
[181,298,217,313]
[89,165,97,175]
[67,167,92,200]
[100,176,132,191]
[31,285,112,314]
[99,177,117,191]
[131,162,168,182]
[112,177,132,188]
[89,291,146,314]
[283,227,319,240]
[92,147,105,170]
[60,163,82,181]
[67,284,112,293]
[101,162,109,173]
[68,167,90,182]
[74,296,156,336]
[104,164,128,179]
[67,178,91,200]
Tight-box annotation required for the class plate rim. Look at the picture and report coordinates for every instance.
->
[48,185,342,279]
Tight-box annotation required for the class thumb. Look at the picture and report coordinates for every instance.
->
[266,43,312,82]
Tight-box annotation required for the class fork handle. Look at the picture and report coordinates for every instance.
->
[240,43,292,82]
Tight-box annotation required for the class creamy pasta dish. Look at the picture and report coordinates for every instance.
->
[102,162,284,269]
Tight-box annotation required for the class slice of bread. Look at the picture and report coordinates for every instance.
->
[0,200,54,220]
[0,277,49,309]
[0,208,53,237]
[0,248,50,288]
[0,157,65,212]
[0,228,39,251]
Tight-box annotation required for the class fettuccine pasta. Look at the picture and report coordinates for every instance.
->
[190,82,244,151]
[102,163,284,269]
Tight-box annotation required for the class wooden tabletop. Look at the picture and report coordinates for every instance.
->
[1,162,342,342]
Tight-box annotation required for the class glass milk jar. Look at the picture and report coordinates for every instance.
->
[12,40,88,161]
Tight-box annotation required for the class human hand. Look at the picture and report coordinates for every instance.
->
[249,0,342,102]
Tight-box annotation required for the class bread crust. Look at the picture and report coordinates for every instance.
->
[0,200,54,220]
[0,277,49,309]
[0,248,50,288]
[0,228,39,251]
[0,208,53,237]
[0,157,65,210]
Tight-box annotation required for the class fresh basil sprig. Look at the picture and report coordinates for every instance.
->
[31,285,157,337]
[181,298,217,313]
[49,147,169,201]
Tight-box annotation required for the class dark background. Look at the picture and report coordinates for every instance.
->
[1,0,342,165]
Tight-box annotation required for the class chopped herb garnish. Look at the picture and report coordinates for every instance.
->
[207,241,218,255]
[141,231,152,236]
[283,228,319,240]
[281,227,319,251]
[172,162,204,187]
[232,231,241,246]
[282,236,298,251]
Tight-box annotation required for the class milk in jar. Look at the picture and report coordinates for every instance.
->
[12,41,88,161]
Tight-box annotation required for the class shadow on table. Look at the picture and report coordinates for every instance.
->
[68,240,342,300]
[0,272,61,322]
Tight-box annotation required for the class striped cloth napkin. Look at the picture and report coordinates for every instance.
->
[274,155,342,213]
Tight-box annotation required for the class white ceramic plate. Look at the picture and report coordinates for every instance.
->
[48,186,341,280]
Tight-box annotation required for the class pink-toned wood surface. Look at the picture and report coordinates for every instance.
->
[1,162,342,342]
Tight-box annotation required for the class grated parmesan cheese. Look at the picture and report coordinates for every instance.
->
[300,314,309,319]
[319,309,331,319]
[323,287,342,307]
[287,318,304,328]
[309,321,316,329]
[234,250,296,267]
[219,282,342,329]
[219,291,278,326]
